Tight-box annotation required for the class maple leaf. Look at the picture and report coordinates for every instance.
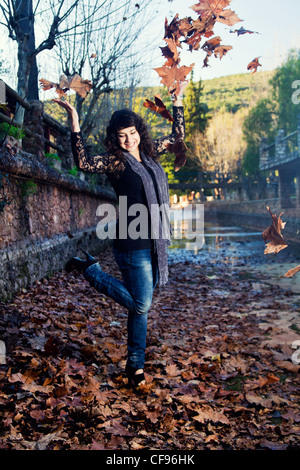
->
[143,95,174,122]
[154,63,194,96]
[191,0,242,27]
[262,206,288,254]
[40,74,93,98]
[193,404,230,425]
[247,57,262,73]
[177,16,193,38]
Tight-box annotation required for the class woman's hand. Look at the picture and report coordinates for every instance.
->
[170,80,189,106]
[177,80,189,97]
[52,99,80,132]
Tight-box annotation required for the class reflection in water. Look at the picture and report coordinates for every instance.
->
[168,208,300,267]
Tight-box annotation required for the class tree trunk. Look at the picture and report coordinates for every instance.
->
[14,0,38,125]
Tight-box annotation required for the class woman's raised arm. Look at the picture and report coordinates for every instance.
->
[52,99,111,174]
[152,82,187,157]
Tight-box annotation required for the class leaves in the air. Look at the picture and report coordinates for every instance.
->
[247,57,262,74]
[262,206,288,254]
[39,74,93,98]
[143,95,174,122]
[155,0,259,96]
[202,36,233,67]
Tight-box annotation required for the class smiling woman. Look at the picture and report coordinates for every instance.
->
[52,82,186,388]
[117,127,141,159]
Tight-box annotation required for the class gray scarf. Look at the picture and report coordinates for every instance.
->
[124,151,171,286]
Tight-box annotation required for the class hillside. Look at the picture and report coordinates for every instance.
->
[202,70,274,114]
[196,70,275,172]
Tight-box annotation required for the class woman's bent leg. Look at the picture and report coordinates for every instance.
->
[83,263,135,311]
[82,249,158,371]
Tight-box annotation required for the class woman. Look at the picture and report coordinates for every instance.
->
[53,84,186,388]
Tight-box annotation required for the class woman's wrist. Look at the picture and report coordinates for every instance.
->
[170,92,183,107]
[172,97,183,107]
[70,113,80,132]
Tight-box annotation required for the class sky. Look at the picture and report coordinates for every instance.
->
[148,0,300,83]
[1,0,300,91]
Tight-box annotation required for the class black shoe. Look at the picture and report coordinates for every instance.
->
[65,248,97,273]
[125,364,145,388]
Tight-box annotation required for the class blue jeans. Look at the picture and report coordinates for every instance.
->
[83,248,158,370]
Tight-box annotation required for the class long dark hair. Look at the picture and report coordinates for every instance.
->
[103,109,158,162]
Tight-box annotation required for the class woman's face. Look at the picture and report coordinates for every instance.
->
[117,126,141,157]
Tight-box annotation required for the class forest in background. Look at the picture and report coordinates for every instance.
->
[43,49,300,184]
[44,68,273,184]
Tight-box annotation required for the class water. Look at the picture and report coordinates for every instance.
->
[168,207,300,271]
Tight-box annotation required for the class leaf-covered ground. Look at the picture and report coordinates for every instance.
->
[0,246,299,450]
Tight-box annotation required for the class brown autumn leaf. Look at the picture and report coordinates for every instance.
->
[202,36,232,66]
[193,404,230,425]
[165,363,183,377]
[262,206,288,254]
[283,265,300,278]
[183,17,215,51]
[247,57,262,73]
[160,38,181,67]
[259,373,280,388]
[67,74,93,98]
[166,139,188,171]
[164,14,182,47]
[143,95,174,122]
[191,0,242,27]
[154,64,194,96]
[40,74,93,98]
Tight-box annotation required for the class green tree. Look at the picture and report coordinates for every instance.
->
[270,49,300,135]
[242,50,300,175]
[242,98,277,174]
[184,76,209,136]
[183,75,209,168]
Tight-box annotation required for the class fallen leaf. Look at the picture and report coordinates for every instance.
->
[283,265,300,278]
[193,405,230,424]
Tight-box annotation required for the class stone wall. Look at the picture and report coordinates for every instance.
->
[0,146,117,302]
